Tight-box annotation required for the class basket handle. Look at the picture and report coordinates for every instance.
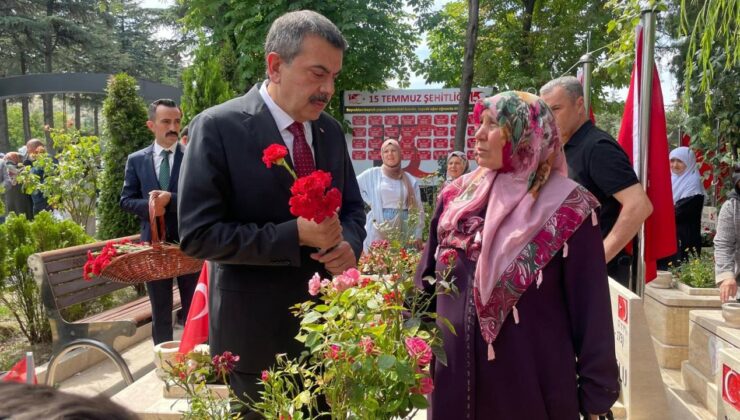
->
[148,196,166,244]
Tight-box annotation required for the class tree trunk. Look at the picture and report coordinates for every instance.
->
[19,51,32,141]
[21,98,32,141]
[75,94,81,130]
[94,102,99,136]
[42,94,55,153]
[0,99,10,152]
[43,0,56,155]
[454,0,480,152]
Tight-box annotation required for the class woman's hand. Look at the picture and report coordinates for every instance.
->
[720,278,738,303]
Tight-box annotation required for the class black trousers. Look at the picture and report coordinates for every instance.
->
[146,271,199,344]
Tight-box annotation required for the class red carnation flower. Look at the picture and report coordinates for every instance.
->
[262,144,289,168]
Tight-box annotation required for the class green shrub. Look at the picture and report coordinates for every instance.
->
[669,251,716,289]
[0,212,93,343]
[97,73,151,240]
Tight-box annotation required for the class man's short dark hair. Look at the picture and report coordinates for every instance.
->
[264,10,348,66]
[148,98,179,121]
[0,382,137,419]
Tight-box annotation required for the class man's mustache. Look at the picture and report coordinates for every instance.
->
[310,94,329,103]
[166,131,179,137]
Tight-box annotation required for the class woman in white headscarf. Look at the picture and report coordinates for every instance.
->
[356,139,424,251]
[665,146,705,266]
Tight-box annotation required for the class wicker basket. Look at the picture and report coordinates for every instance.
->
[100,199,203,283]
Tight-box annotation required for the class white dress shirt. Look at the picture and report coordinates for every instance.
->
[259,81,315,162]
[153,141,177,182]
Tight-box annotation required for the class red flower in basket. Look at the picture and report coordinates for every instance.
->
[262,145,342,224]
[83,239,148,281]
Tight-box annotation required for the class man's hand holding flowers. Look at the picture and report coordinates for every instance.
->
[149,190,171,217]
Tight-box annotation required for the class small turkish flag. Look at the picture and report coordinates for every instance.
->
[1,354,37,384]
[178,262,209,355]
[723,364,740,412]
[617,295,628,324]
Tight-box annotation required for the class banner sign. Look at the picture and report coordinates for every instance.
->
[342,88,492,178]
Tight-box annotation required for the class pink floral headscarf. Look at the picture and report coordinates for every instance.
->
[437,91,599,359]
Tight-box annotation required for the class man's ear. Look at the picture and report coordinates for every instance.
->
[266,52,283,83]
[146,120,155,132]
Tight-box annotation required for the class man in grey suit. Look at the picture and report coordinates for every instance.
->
[178,10,366,409]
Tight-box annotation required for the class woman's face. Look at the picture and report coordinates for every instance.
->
[382,144,401,167]
[447,156,465,180]
[474,110,506,170]
[670,158,687,175]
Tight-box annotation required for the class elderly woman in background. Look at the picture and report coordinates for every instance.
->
[715,171,740,302]
[662,146,705,267]
[415,92,619,419]
[356,138,424,251]
[2,152,33,220]
[444,150,469,186]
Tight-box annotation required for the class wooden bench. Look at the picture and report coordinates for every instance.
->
[27,235,181,355]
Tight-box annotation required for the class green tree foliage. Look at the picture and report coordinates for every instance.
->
[0,212,92,344]
[181,37,237,125]
[6,102,45,151]
[180,0,433,120]
[97,73,150,240]
[17,129,101,229]
[421,0,620,98]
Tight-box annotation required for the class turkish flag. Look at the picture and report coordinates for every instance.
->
[1,355,37,384]
[617,25,677,283]
[178,262,209,354]
[723,364,740,412]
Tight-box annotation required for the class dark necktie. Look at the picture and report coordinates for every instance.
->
[159,149,171,190]
[287,121,316,177]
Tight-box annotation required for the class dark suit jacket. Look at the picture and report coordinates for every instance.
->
[120,143,185,243]
[178,84,366,375]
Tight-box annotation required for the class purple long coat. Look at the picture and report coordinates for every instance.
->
[415,203,620,419]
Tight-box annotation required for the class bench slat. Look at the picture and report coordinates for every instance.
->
[55,282,129,308]
[52,277,127,299]
[47,267,85,285]
[82,296,150,323]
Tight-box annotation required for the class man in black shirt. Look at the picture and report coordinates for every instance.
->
[541,76,653,286]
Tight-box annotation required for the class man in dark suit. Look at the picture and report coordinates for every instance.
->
[120,99,198,345]
[178,10,366,408]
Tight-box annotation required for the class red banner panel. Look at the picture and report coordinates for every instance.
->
[369,138,383,149]
[352,139,366,149]
[419,150,432,160]
[434,139,449,149]
[401,149,414,159]
[433,114,449,125]
[433,150,450,159]
[400,137,414,148]
[433,126,449,137]
[352,115,367,126]
[352,151,367,160]
[467,113,475,124]
[450,127,456,137]
[417,125,433,137]
[385,126,400,138]
[368,126,384,137]
[467,125,476,136]
[401,115,416,125]
[384,115,399,125]
[418,115,432,125]
[369,115,383,125]
[467,150,476,160]
[401,126,417,137]
[352,127,366,137]
[416,138,432,149]
[450,114,457,125]
[467,138,476,148]
[368,149,381,160]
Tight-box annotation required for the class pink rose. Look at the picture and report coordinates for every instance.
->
[343,268,361,281]
[308,272,322,296]
[261,370,269,382]
[412,376,434,394]
[326,344,341,360]
[405,337,433,367]
[332,272,358,292]
[359,337,375,355]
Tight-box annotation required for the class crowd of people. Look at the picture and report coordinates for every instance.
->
[0,7,733,420]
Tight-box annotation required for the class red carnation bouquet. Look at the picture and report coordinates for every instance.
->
[262,144,342,223]
[83,239,151,281]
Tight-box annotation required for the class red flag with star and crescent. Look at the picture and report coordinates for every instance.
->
[616,24,676,283]
[178,262,209,354]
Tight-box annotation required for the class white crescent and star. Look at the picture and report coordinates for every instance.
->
[725,367,738,404]
[190,283,208,321]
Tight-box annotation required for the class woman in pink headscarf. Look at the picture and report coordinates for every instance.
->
[415,92,619,419]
